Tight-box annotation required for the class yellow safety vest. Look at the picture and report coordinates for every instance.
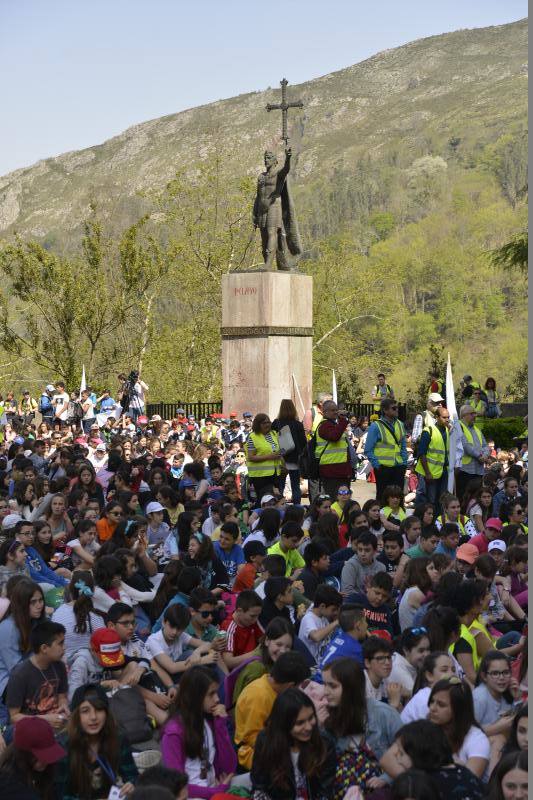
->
[470,398,485,416]
[460,421,484,466]
[311,406,323,434]
[452,623,481,671]
[415,425,449,479]
[315,425,348,466]
[372,384,393,411]
[246,431,280,478]
[436,513,469,537]
[373,419,404,467]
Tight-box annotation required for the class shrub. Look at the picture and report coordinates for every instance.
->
[475,417,526,449]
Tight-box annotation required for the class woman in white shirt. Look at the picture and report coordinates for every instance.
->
[401,651,457,723]
[428,677,490,779]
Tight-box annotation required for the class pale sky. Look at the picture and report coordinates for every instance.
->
[0,0,527,176]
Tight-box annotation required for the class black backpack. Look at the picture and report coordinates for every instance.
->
[299,429,321,480]
[108,686,153,744]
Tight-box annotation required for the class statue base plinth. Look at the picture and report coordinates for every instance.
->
[221,271,313,419]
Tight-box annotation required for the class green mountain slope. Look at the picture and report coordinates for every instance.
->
[0,19,527,401]
[0,19,527,244]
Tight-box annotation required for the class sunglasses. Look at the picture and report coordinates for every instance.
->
[409,626,428,636]
[317,495,331,501]
[371,654,392,662]
[338,489,352,495]
[199,610,214,618]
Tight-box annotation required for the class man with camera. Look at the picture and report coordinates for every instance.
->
[117,371,149,423]
[315,400,352,498]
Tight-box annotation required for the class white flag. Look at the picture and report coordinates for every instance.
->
[332,370,338,404]
[446,353,463,491]
[80,365,86,395]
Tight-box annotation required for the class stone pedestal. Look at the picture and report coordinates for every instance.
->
[221,271,313,420]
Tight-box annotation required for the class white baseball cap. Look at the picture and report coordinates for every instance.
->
[2,513,23,529]
[146,501,165,514]
[428,392,444,403]
[488,539,507,553]
[260,494,276,505]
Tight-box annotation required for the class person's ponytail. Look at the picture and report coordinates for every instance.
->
[69,571,96,633]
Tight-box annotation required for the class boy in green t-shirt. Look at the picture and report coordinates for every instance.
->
[267,521,305,576]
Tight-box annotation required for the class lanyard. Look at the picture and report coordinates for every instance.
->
[94,753,117,785]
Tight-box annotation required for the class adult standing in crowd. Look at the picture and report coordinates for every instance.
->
[411,392,444,446]
[303,392,332,503]
[246,413,282,501]
[414,406,450,511]
[365,398,407,502]
[315,400,352,499]
[456,404,489,500]
[271,399,306,504]
[371,373,394,413]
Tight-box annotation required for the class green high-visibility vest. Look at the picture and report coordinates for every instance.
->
[415,425,449,479]
[373,419,404,467]
[315,426,348,466]
[460,421,483,466]
[246,431,280,478]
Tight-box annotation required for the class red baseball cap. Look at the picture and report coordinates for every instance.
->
[14,716,66,764]
[90,628,125,668]
[485,517,503,532]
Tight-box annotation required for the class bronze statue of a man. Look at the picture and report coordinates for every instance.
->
[253,147,302,271]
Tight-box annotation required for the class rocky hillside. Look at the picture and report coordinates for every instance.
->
[0,18,527,248]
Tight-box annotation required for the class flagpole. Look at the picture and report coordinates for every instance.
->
[292,373,306,417]
[332,370,338,404]
[445,353,460,492]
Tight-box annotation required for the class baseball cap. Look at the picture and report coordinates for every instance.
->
[150,414,162,423]
[176,408,185,414]
[456,543,479,565]
[243,411,252,418]
[137,415,148,425]
[14,435,25,445]
[46,384,55,392]
[146,501,165,514]
[90,629,125,668]
[485,517,503,532]
[428,392,444,403]
[488,539,507,553]
[260,494,276,505]
[229,411,237,418]
[14,716,66,764]
[2,513,23,529]
[95,443,107,452]
[70,682,109,712]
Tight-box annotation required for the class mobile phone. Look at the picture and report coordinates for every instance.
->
[108,787,122,800]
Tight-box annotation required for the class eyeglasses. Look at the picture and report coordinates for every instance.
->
[486,670,511,678]
[371,654,392,662]
[117,619,135,627]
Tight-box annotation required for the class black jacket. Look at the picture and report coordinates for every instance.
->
[251,728,337,800]
[271,418,307,464]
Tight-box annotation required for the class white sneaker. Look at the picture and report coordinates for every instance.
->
[132,749,161,772]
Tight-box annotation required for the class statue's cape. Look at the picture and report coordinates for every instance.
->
[281,176,302,257]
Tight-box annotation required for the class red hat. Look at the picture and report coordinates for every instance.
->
[137,415,148,425]
[485,517,503,532]
[90,628,125,668]
[14,716,66,764]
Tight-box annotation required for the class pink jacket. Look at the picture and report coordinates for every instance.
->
[161,714,238,799]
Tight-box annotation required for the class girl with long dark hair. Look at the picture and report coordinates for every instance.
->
[428,678,490,778]
[0,578,45,699]
[231,617,294,706]
[51,571,105,663]
[401,651,456,723]
[251,687,336,800]
[322,657,383,796]
[74,463,105,510]
[161,665,237,798]
[487,750,527,800]
[56,683,137,799]
[185,532,228,593]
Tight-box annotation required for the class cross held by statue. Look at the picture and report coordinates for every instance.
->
[266,78,304,147]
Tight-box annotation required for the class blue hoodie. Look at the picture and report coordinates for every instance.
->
[25,547,68,587]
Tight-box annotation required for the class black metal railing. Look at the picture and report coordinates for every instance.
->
[146,400,407,422]
[146,401,223,419]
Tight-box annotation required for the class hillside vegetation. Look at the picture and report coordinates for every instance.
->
[0,19,527,402]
